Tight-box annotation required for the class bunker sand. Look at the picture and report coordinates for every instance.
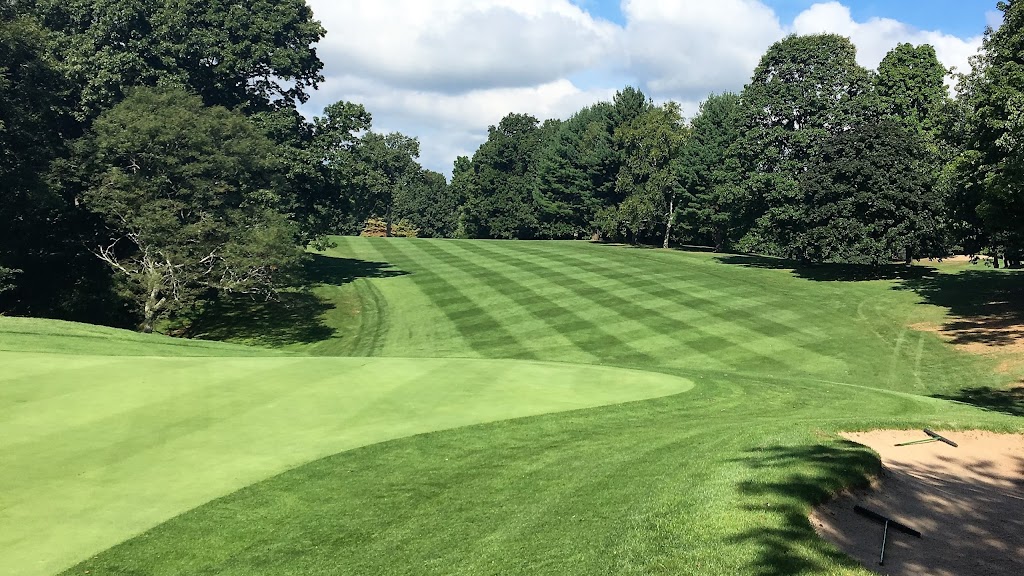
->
[813,430,1024,576]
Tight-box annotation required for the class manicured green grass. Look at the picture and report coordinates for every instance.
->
[4,238,1022,575]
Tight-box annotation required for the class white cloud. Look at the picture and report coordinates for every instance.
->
[622,0,784,99]
[307,0,622,93]
[792,2,982,75]
[301,1,988,175]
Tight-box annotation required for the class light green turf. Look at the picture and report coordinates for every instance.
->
[5,238,1023,576]
[0,338,692,576]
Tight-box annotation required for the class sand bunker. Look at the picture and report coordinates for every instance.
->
[812,430,1024,576]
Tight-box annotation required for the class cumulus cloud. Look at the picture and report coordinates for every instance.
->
[792,2,982,75]
[623,0,784,99]
[308,0,622,93]
[301,0,988,175]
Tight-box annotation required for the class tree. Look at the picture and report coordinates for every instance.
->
[462,113,546,239]
[77,87,304,331]
[0,9,96,312]
[28,0,325,119]
[534,102,617,239]
[613,102,689,248]
[251,101,374,243]
[951,0,1024,267]
[876,43,950,140]
[357,132,421,237]
[677,93,744,251]
[735,34,876,258]
[395,170,459,238]
[797,119,945,264]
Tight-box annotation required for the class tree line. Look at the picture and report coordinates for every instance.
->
[454,6,1024,271]
[2,0,1024,333]
[1,1,453,331]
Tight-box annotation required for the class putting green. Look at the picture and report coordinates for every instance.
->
[0,346,693,576]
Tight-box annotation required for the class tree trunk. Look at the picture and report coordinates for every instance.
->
[385,206,393,238]
[713,229,725,253]
[662,196,675,250]
[904,246,913,265]
[993,253,1001,269]
[142,286,165,334]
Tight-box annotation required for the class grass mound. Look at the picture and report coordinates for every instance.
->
[5,238,1022,575]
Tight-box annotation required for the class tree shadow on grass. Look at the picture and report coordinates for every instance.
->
[728,441,881,575]
[935,386,1024,417]
[715,254,940,282]
[895,269,1024,347]
[188,254,408,348]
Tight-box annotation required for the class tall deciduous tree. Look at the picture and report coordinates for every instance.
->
[798,119,945,264]
[29,0,325,119]
[613,102,689,248]
[736,34,875,258]
[395,169,459,238]
[357,132,421,237]
[951,0,1024,267]
[78,87,304,331]
[876,43,951,139]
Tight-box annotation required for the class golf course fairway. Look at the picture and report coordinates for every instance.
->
[3,238,1022,576]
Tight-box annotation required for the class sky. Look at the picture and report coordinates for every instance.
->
[301,0,1003,176]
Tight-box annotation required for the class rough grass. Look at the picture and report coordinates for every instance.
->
[4,238,1022,576]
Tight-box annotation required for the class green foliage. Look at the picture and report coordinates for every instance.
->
[461,113,547,239]
[396,169,459,238]
[951,0,1024,266]
[677,93,744,251]
[250,103,371,245]
[876,43,951,138]
[798,119,946,264]
[736,34,876,258]
[28,0,325,118]
[78,86,304,331]
[534,102,617,238]
[356,131,422,236]
[611,101,689,247]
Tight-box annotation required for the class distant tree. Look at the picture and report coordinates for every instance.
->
[535,102,617,238]
[950,0,1024,267]
[250,101,373,244]
[677,93,744,251]
[462,113,546,239]
[28,0,325,119]
[357,132,422,237]
[396,169,459,238]
[77,87,304,332]
[735,34,876,258]
[798,119,946,264]
[613,102,689,248]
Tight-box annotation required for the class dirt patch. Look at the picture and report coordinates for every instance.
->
[812,430,1024,576]
[910,318,1024,375]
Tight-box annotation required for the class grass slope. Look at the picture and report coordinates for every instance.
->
[6,238,1022,575]
[0,318,692,576]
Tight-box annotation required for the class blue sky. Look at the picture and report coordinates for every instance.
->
[574,0,999,37]
[306,1,1001,175]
